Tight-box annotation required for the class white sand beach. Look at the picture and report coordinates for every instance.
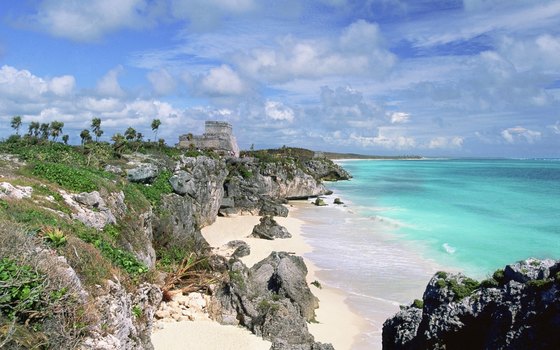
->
[152,203,366,350]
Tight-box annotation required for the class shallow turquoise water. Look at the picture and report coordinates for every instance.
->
[329,159,560,277]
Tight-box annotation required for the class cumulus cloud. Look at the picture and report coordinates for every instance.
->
[0,65,75,100]
[147,69,177,95]
[501,126,541,144]
[236,20,396,83]
[197,65,248,96]
[96,66,125,97]
[27,0,155,42]
[49,75,75,96]
[265,101,295,122]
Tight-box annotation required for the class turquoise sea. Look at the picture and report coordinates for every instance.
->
[293,159,560,349]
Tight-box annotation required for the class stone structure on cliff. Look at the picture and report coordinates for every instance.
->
[178,121,240,157]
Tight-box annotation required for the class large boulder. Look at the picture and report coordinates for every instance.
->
[209,252,329,349]
[303,159,352,181]
[126,163,159,184]
[383,259,560,350]
[251,216,292,240]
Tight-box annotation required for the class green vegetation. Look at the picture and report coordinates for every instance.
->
[134,170,173,206]
[32,162,99,192]
[492,269,505,283]
[42,227,67,248]
[480,278,500,288]
[527,279,553,290]
[412,299,424,309]
[311,280,322,289]
[132,305,142,318]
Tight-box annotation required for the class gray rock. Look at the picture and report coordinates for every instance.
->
[303,159,352,181]
[259,197,289,217]
[74,191,105,208]
[383,258,560,350]
[127,163,159,183]
[209,252,331,349]
[227,240,251,258]
[251,216,292,240]
[0,182,33,199]
[171,156,228,227]
[153,193,209,253]
[104,164,123,175]
[504,258,556,283]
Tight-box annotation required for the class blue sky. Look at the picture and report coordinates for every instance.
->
[1,0,559,157]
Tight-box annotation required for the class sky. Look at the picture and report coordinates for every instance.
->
[0,0,559,157]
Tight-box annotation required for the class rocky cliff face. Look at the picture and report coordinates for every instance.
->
[209,252,333,350]
[383,258,560,350]
[222,157,329,216]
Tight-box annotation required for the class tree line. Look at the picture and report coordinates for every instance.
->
[9,115,163,146]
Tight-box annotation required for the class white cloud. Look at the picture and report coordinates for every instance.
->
[390,112,410,124]
[29,0,154,42]
[147,69,177,95]
[199,65,247,96]
[349,127,416,150]
[548,121,560,134]
[0,65,76,100]
[97,66,125,97]
[427,136,464,149]
[265,101,295,122]
[501,126,541,144]
[236,20,395,83]
[49,75,75,96]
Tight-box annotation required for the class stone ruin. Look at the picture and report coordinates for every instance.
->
[178,121,240,157]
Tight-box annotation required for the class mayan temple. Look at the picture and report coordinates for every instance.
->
[178,121,240,157]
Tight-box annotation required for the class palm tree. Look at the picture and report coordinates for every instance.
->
[10,116,22,135]
[40,123,50,140]
[91,117,103,142]
[62,135,69,145]
[80,129,92,145]
[28,121,40,137]
[50,121,64,141]
[111,133,126,155]
[124,127,137,141]
[151,119,161,141]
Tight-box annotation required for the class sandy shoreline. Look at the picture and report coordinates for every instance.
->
[152,202,366,350]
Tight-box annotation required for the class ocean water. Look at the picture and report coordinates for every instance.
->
[293,159,560,349]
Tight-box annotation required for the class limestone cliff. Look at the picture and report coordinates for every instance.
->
[383,258,560,350]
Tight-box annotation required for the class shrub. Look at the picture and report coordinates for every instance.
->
[492,269,505,283]
[480,278,499,288]
[31,163,98,192]
[527,279,553,290]
[412,299,424,309]
[311,280,322,289]
[134,170,173,206]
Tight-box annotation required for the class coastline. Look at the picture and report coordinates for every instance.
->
[152,202,367,349]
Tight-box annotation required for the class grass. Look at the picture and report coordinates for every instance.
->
[133,170,173,206]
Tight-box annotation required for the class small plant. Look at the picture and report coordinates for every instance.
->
[42,226,67,248]
[311,280,322,289]
[492,269,505,283]
[527,279,553,290]
[31,162,98,192]
[480,278,499,288]
[132,305,142,318]
[412,299,424,309]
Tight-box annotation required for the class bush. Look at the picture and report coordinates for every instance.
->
[412,299,424,309]
[134,170,173,206]
[31,163,98,192]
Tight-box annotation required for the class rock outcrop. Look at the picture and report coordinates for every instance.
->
[222,157,326,216]
[127,163,159,184]
[383,258,560,350]
[250,216,292,240]
[209,252,331,349]
[82,281,162,350]
[303,159,352,181]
